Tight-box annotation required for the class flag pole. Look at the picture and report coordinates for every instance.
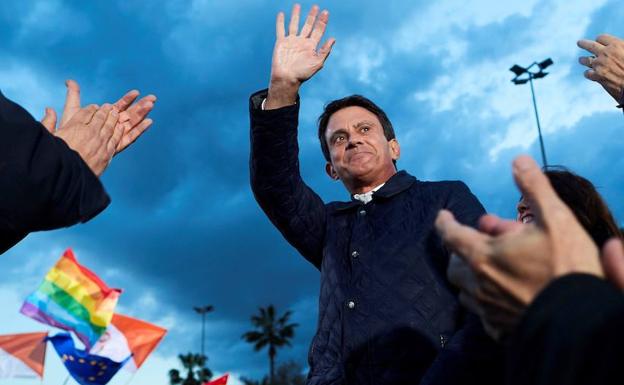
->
[61,375,70,385]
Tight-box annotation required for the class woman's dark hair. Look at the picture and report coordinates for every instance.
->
[544,166,621,247]
[317,95,396,162]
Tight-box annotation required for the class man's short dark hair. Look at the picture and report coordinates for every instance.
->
[317,95,396,162]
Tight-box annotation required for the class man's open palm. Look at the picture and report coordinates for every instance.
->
[271,4,335,85]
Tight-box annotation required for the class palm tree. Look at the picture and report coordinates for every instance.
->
[168,353,212,385]
[242,305,298,384]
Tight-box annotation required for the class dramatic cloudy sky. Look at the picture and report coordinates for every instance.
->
[1,0,623,384]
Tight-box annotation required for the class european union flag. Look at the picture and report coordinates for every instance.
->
[47,333,130,385]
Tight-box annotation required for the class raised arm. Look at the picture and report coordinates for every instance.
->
[265,4,335,109]
[249,5,335,268]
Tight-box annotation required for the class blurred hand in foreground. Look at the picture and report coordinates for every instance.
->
[435,155,619,340]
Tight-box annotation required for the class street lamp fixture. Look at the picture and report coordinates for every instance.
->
[538,58,554,70]
[510,58,554,167]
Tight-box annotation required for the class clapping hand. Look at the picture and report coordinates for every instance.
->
[40,80,156,175]
[578,34,624,105]
[435,155,613,340]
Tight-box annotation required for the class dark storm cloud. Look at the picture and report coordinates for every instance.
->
[2,0,624,381]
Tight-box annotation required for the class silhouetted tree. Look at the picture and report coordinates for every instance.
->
[168,353,212,385]
[242,305,298,384]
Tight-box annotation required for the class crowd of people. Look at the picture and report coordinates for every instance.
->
[2,3,624,385]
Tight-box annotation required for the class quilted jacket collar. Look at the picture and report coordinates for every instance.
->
[334,170,416,211]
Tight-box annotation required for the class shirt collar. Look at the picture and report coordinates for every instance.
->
[333,171,416,211]
[352,183,385,204]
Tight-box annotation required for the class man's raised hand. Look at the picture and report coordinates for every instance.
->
[265,4,335,110]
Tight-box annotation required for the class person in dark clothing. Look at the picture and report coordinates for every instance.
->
[436,155,624,384]
[0,80,155,254]
[507,273,624,385]
[250,4,501,385]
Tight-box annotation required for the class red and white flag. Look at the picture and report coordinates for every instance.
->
[90,313,166,371]
[0,332,47,379]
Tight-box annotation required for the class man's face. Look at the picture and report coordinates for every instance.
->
[324,106,400,191]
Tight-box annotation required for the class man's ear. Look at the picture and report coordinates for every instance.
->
[325,162,339,180]
[389,139,401,160]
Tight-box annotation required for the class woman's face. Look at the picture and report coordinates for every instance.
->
[516,196,534,224]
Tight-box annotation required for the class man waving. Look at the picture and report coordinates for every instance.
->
[250,4,501,385]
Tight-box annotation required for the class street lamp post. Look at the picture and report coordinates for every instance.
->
[510,58,554,167]
[193,305,214,357]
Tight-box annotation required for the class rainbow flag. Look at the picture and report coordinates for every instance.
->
[20,249,122,349]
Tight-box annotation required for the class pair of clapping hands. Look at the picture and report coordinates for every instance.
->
[436,155,624,340]
[40,80,155,176]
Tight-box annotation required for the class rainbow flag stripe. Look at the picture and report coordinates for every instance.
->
[20,249,121,349]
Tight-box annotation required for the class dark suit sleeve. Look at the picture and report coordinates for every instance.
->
[249,89,326,269]
[0,91,110,254]
[507,273,624,385]
[421,181,505,385]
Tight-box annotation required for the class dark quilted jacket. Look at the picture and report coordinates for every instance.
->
[249,90,503,385]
